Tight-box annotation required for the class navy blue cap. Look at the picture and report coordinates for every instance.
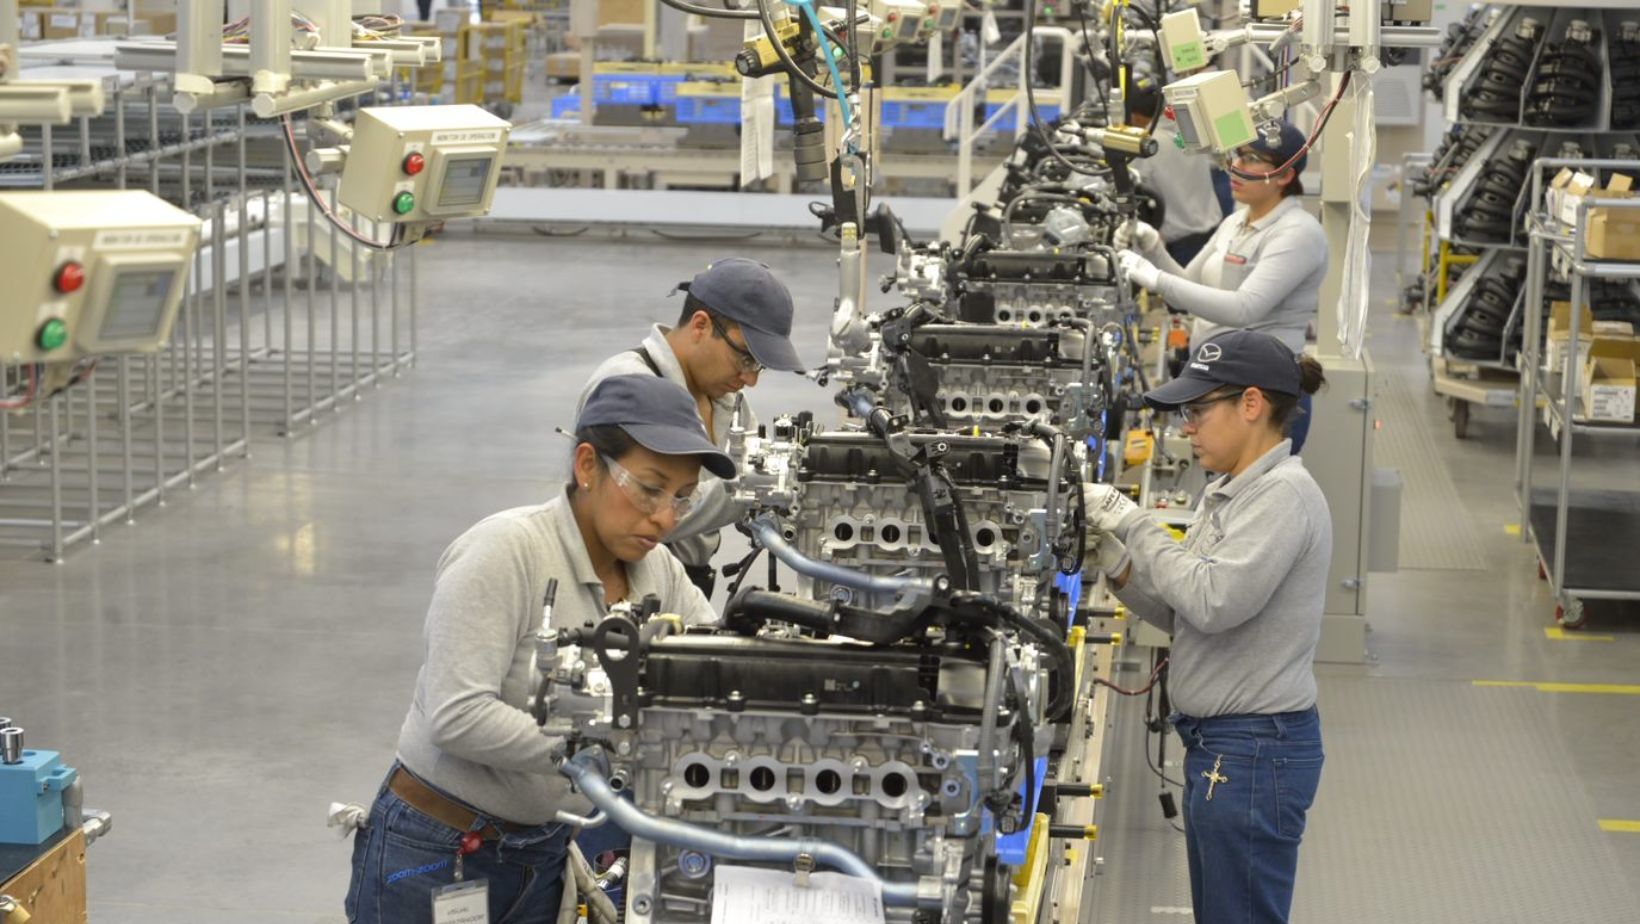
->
[1246,120,1309,176]
[577,374,737,480]
[681,258,805,373]
[1143,330,1301,410]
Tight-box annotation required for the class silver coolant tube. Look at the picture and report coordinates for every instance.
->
[747,514,916,596]
[560,751,926,907]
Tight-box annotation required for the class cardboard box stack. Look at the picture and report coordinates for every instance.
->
[1546,168,1640,262]
[1547,301,1640,423]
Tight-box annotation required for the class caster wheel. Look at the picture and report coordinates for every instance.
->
[1452,400,1471,439]
[1555,601,1588,630]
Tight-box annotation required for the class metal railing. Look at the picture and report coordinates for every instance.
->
[0,76,417,562]
[943,26,1081,199]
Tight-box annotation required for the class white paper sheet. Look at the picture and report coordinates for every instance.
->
[710,865,886,924]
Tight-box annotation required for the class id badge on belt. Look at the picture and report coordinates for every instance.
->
[432,881,489,924]
[433,831,490,924]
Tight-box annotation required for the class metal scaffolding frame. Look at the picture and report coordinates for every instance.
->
[0,74,417,562]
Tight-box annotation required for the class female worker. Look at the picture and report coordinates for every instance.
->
[1115,121,1327,451]
[345,373,731,924]
[1083,329,1331,924]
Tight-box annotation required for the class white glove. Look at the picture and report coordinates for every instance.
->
[1113,220,1161,254]
[1088,535,1131,581]
[1117,250,1162,292]
[1083,483,1139,536]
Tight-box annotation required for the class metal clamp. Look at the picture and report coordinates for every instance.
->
[793,852,816,888]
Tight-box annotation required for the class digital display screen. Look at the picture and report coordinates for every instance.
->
[899,15,920,39]
[438,156,493,209]
[1173,102,1201,147]
[98,267,175,342]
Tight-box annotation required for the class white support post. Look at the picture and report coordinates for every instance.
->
[251,0,294,95]
[176,0,227,97]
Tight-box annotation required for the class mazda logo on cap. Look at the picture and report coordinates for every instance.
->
[1197,343,1223,362]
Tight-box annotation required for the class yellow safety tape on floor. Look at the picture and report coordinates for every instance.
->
[1598,820,1640,833]
[1543,627,1615,642]
[1473,681,1640,695]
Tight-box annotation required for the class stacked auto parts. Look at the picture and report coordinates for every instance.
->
[1524,20,1602,128]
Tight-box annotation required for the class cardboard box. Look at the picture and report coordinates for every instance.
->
[1548,170,1640,260]
[597,0,646,26]
[1547,300,1594,373]
[1578,339,1638,423]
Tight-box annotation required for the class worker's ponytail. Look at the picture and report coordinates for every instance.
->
[1297,355,1327,395]
[1267,355,1326,433]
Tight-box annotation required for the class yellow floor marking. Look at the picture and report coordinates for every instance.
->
[1544,627,1614,642]
[1505,523,1522,536]
[1598,820,1640,834]
[1474,681,1640,695]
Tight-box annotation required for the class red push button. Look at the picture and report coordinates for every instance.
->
[402,152,426,176]
[54,261,85,294]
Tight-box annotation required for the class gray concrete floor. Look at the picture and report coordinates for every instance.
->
[2,232,1638,922]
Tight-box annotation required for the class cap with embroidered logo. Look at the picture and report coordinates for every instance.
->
[1142,329,1302,410]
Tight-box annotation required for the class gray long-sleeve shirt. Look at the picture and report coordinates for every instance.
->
[576,325,755,569]
[1150,196,1328,354]
[395,495,715,824]
[1133,121,1225,242]
[1109,441,1332,718]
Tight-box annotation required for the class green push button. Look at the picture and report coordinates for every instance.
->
[392,191,416,216]
[36,318,68,351]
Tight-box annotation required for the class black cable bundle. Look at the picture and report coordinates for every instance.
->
[1524,20,1603,128]
[1454,139,1537,244]
[1460,17,1543,122]
[1611,22,1640,129]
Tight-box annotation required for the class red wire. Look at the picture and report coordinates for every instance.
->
[0,364,39,410]
[1093,656,1170,696]
[281,115,405,251]
[1225,70,1352,182]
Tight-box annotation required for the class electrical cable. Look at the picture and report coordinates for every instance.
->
[1021,0,1101,178]
[1223,71,1351,182]
[280,115,410,252]
[796,0,854,128]
[1092,655,1169,696]
[755,0,841,100]
[0,364,40,410]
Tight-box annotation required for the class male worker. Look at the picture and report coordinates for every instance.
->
[577,257,806,598]
[1127,79,1227,266]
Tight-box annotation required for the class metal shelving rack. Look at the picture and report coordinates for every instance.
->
[1515,156,1640,629]
[1410,3,1640,435]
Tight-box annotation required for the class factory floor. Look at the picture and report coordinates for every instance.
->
[1,232,1636,923]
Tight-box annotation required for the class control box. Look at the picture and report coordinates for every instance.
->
[338,104,512,224]
[0,191,201,365]
[1160,9,1208,71]
[1163,70,1257,154]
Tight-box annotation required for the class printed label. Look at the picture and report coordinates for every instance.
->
[430,129,505,145]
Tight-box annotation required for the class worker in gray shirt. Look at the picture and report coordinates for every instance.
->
[346,375,729,924]
[1082,330,1332,924]
[1126,79,1226,265]
[578,257,806,599]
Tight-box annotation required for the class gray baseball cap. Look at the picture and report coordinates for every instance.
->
[577,374,737,480]
[681,257,806,373]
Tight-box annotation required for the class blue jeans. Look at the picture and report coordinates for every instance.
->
[346,765,570,924]
[1171,708,1324,924]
